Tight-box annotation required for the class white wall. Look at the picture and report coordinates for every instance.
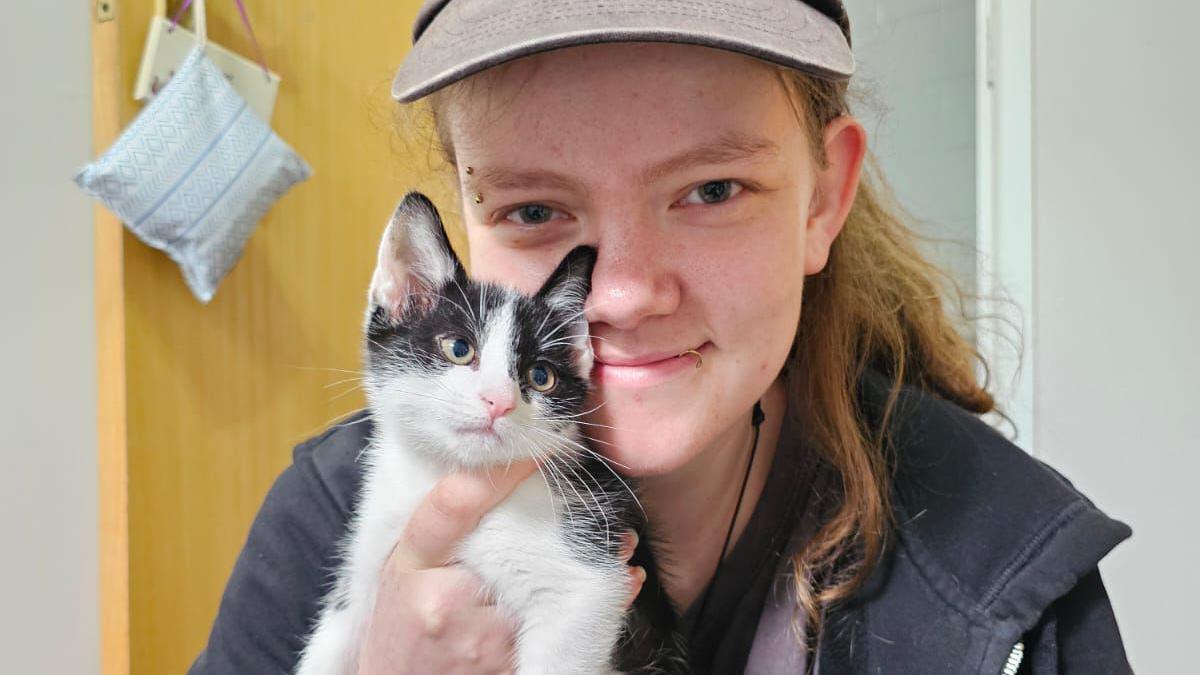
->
[843,0,980,300]
[846,0,1197,669]
[1032,2,1200,673]
[0,2,100,674]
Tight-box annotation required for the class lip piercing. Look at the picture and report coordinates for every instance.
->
[679,349,703,369]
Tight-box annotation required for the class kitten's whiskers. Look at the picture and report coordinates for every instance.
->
[517,424,644,516]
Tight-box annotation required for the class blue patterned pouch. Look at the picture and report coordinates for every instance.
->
[75,40,311,302]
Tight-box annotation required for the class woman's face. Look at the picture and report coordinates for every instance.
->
[446,43,857,477]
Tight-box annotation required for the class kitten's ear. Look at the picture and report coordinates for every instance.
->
[368,192,463,325]
[535,246,598,313]
[536,246,597,376]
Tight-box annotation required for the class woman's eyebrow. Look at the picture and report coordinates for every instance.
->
[473,166,586,193]
[639,132,781,184]
[472,132,780,193]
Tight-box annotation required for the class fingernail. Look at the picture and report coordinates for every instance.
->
[620,565,645,609]
[631,565,646,586]
[626,566,646,607]
[620,531,640,561]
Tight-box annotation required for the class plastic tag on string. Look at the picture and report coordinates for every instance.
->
[133,0,281,122]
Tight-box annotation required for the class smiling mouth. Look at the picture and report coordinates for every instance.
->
[594,343,708,366]
[592,343,710,387]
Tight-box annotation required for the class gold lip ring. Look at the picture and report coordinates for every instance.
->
[679,349,703,369]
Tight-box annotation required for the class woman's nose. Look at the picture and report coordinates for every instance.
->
[584,222,680,331]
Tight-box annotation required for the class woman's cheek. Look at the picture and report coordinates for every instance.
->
[466,233,549,293]
[730,243,805,356]
[699,237,798,320]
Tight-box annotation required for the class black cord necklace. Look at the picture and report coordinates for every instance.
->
[688,400,766,644]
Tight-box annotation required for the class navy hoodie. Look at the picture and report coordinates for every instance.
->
[189,368,1133,673]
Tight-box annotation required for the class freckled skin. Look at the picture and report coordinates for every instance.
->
[447,43,843,479]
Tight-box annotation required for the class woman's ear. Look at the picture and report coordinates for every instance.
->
[804,115,867,276]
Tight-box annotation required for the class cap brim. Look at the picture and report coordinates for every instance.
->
[392,0,855,102]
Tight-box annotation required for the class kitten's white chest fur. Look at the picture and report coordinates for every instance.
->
[294,431,628,675]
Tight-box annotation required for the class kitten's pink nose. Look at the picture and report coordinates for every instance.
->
[481,391,515,422]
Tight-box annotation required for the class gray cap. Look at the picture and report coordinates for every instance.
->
[392,0,855,103]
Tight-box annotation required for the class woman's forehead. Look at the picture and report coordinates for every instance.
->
[446,43,803,166]
[450,43,787,129]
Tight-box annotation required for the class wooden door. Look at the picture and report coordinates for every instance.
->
[89,2,460,673]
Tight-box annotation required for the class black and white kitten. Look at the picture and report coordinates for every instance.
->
[295,192,685,675]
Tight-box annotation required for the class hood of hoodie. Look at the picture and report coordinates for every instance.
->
[746,368,1132,674]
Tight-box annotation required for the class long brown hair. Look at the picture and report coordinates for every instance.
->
[397,55,1000,639]
[773,66,996,630]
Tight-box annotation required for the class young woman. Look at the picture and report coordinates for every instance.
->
[191,2,1133,673]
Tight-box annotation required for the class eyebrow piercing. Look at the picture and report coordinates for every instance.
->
[465,166,474,175]
[474,192,484,204]
[679,349,703,369]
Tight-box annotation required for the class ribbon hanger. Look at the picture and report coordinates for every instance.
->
[168,0,271,80]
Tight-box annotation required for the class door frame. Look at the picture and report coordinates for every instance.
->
[89,0,129,673]
[975,0,1036,452]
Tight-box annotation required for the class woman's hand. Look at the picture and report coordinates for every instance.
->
[355,461,645,674]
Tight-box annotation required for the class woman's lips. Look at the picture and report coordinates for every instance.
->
[593,343,709,388]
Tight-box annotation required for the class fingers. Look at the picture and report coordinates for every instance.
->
[442,607,518,674]
[620,530,644,609]
[395,461,538,571]
[626,565,646,609]
[360,564,517,675]
[407,570,515,673]
[405,567,491,637]
[618,530,639,562]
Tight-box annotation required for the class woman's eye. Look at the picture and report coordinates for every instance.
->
[501,203,566,226]
[526,363,558,393]
[438,336,475,365]
[679,179,744,206]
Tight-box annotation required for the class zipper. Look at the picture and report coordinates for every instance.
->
[1000,640,1025,675]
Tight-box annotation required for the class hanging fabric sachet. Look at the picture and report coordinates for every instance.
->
[74,0,311,303]
[134,0,281,122]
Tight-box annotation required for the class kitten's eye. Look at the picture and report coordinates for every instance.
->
[679,179,744,206]
[439,336,475,365]
[501,203,567,226]
[526,363,558,393]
